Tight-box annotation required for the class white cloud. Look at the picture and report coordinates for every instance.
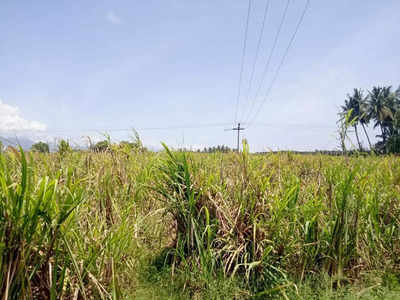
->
[106,11,122,25]
[0,100,46,132]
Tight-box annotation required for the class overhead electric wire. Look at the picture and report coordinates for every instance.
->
[242,0,291,125]
[233,0,252,126]
[0,120,333,145]
[0,121,333,136]
[239,0,271,123]
[252,122,334,129]
[0,123,233,147]
[246,0,310,128]
[2,122,233,134]
[135,123,232,131]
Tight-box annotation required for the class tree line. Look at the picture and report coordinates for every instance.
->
[199,145,233,153]
[4,140,233,154]
[339,85,400,153]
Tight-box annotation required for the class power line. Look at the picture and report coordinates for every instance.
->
[1,120,335,138]
[240,0,270,123]
[252,122,335,129]
[136,123,232,131]
[242,0,290,125]
[0,123,233,134]
[247,0,310,128]
[233,0,252,126]
[226,123,245,152]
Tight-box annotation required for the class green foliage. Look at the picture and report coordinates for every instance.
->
[386,134,400,154]
[340,84,400,153]
[0,148,83,298]
[91,140,110,152]
[155,144,215,267]
[57,139,71,155]
[31,141,50,153]
[129,129,145,151]
[0,145,399,298]
[119,131,146,153]
[199,145,232,153]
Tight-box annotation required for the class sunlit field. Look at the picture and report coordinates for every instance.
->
[1,145,399,299]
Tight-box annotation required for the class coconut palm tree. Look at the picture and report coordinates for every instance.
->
[368,86,393,143]
[382,86,398,135]
[340,85,400,153]
[394,85,400,131]
[395,85,400,105]
[341,90,363,151]
[352,88,373,150]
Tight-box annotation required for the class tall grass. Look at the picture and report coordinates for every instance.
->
[0,148,83,299]
[0,145,399,299]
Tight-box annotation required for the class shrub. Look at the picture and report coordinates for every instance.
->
[91,140,109,152]
[57,139,71,155]
[31,141,50,153]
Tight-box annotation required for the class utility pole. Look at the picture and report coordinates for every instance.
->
[226,123,245,152]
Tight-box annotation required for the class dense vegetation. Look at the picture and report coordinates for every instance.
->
[339,85,400,153]
[0,142,399,299]
[31,141,50,153]
[199,145,233,153]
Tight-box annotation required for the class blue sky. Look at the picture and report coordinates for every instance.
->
[0,0,399,151]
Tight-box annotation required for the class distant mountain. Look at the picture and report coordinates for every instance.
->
[0,136,36,149]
